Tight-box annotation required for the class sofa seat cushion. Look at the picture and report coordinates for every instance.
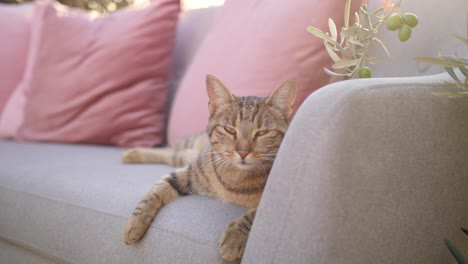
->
[0,141,246,264]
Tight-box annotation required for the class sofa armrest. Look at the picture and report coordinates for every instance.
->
[243,73,468,264]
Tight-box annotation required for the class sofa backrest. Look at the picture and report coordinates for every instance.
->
[171,1,467,83]
[167,7,219,112]
[164,1,467,139]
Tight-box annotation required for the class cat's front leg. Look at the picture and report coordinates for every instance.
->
[122,167,193,244]
[122,147,199,167]
[122,147,174,164]
[219,207,256,261]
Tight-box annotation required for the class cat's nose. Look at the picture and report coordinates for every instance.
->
[237,151,249,159]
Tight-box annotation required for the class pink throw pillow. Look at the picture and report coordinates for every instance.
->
[0,0,180,147]
[167,0,361,144]
[0,3,33,115]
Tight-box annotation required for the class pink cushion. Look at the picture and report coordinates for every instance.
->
[0,0,180,147]
[167,0,361,144]
[0,3,33,115]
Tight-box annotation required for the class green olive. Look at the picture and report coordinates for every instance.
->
[386,14,403,31]
[398,24,412,42]
[358,67,372,78]
[402,13,419,28]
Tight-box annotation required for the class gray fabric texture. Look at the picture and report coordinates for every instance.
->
[243,72,468,264]
[0,141,246,264]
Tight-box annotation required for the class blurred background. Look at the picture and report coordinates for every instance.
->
[0,0,225,12]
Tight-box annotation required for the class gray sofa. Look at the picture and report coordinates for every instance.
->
[1,1,467,264]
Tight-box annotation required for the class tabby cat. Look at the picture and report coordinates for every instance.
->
[122,75,296,261]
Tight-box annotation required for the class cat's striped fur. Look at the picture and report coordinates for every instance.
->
[122,75,296,261]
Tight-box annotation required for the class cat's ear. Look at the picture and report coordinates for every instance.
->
[206,75,236,114]
[266,79,297,118]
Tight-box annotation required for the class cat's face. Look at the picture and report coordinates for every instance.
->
[205,75,296,170]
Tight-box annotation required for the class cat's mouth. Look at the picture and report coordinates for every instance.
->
[225,152,264,169]
[235,162,254,169]
[234,157,259,169]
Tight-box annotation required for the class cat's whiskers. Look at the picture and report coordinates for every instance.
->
[201,156,224,168]
[255,161,269,176]
[260,153,278,157]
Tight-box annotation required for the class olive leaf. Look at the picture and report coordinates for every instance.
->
[344,0,351,28]
[372,37,390,59]
[361,4,372,27]
[325,43,341,62]
[332,59,360,69]
[324,68,351,77]
[459,66,468,77]
[366,57,379,64]
[445,239,468,264]
[306,27,335,44]
[462,227,468,236]
[329,18,338,42]
[414,57,466,68]
[445,67,461,83]
[354,12,360,26]
[416,46,468,94]
[445,229,468,264]
[347,39,365,47]
[451,34,468,45]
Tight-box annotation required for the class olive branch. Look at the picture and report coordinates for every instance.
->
[307,0,417,79]
[415,35,468,98]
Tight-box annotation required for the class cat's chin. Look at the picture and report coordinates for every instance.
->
[234,162,255,170]
[233,161,258,170]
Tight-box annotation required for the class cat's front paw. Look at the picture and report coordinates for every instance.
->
[122,148,144,163]
[219,224,248,261]
[122,215,150,245]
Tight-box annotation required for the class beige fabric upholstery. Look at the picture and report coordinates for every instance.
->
[243,73,468,264]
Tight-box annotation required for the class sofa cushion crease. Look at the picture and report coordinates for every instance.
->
[0,237,66,264]
[0,235,70,264]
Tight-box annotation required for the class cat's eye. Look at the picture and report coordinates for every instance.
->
[254,130,269,138]
[224,126,237,135]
